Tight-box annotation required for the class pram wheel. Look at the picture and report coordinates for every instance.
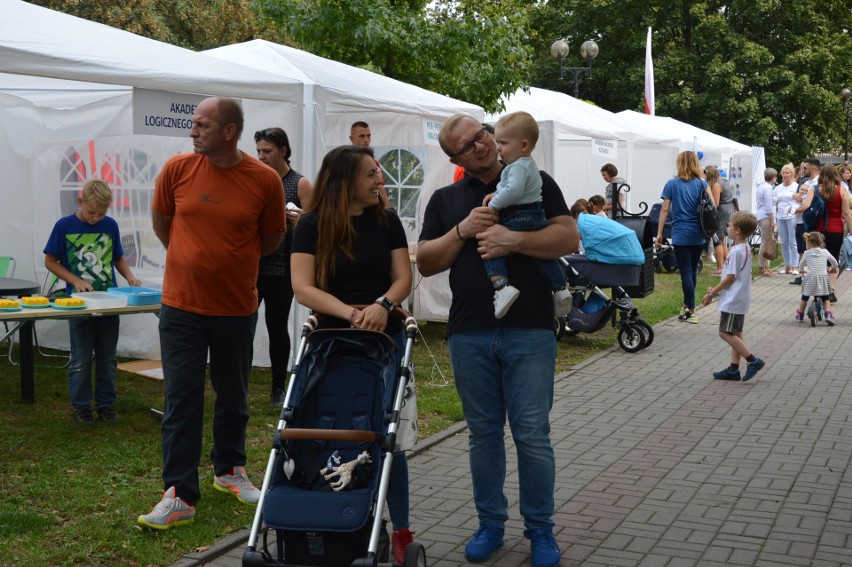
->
[402,541,427,566]
[617,323,647,352]
[633,318,654,347]
[553,316,579,339]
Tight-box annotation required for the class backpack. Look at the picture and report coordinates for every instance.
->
[697,182,718,241]
[801,187,827,231]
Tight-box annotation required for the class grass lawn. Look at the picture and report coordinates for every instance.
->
[0,260,765,566]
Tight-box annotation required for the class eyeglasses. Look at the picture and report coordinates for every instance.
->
[449,127,489,158]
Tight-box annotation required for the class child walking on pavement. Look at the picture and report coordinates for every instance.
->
[701,211,765,382]
[795,231,838,326]
[484,111,570,319]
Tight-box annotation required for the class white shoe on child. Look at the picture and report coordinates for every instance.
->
[493,285,520,319]
[553,288,572,317]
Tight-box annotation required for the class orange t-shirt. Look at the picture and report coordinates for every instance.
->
[153,152,285,316]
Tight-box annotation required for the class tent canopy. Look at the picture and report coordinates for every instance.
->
[206,40,482,119]
[0,0,303,103]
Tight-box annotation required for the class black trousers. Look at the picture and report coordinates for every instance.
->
[159,305,256,505]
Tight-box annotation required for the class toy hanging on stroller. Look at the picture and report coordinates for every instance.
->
[555,214,654,352]
[242,310,426,567]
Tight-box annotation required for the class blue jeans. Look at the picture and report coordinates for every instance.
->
[777,217,798,267]
[674,244,704,310]
[448,328,556,530]
[68,315,119,410]
[484,207,565,290]
[159,305,256,505]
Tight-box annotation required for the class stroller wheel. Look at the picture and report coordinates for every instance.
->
[554,316,566,339]
[403,541,427,567]
[697,257,704,274]
[618,324,647,353]
[633,318,655,348]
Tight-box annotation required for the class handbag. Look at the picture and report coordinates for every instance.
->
[761,231,778,260]
[697,181,719,240]
[395,360,419,451]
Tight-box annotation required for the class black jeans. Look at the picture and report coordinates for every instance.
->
[257,273,295,395]
[159,305,256,505]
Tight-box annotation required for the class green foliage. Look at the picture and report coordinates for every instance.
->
[256,0,536,112]
[531,0,852,165]
[26,0,289,50]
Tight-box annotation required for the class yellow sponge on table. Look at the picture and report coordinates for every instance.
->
[54,297,86,308]
[20,296,49,306]
[0,298,20,308]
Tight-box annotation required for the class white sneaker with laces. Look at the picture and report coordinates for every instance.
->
[553,288,572,317]
[214,466,261,504]
[493,285,520,319]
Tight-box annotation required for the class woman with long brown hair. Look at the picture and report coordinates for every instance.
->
[796,163,852,296]
[290,144,415,563]
[705,165,734,275]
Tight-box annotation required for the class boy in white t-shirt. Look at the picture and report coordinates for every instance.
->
[701,211,765,382]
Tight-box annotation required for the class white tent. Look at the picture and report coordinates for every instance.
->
[617,111,762,211]
[0,1,483,360]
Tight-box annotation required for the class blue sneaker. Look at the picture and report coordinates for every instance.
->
[525,528,561,567]
[743,357,765,381]
[712,367,741,380]
[464,523,504,562]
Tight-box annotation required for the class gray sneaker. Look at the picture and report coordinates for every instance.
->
[71,407,95,426]
[137,486,195,529]
[213,466,261,504]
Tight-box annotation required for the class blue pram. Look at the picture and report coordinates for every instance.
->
[556,214,654,352]
[242,312,426,567]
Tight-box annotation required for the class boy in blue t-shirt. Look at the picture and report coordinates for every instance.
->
[43,179,141,425]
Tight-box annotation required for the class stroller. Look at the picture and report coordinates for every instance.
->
[555,214,654,352]
[242,311,426,567]
[648,202,704,274]
[556,257,654,352]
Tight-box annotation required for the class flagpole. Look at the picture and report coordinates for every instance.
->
[644,27,655,115]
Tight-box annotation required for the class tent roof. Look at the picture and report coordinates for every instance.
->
[486,87,672,144]
[0,0,303,102]
[205,40,483,119]
[616,110,752,157]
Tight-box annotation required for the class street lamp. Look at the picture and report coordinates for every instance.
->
[550,39,599,99]
[842,86,851,164]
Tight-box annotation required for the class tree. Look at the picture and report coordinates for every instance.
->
[529,0,852,165]
[26,0,288,51]
[255,0,535,112]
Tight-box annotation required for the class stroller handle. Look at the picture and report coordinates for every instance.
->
[279,428,378,443]
[305,304,417,333]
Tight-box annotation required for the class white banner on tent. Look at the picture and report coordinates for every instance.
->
[423,119,443,146]
[132,88,206,137]
[592,139,618,159]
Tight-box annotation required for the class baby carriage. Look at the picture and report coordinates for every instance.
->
[555,214,654,352]
[648,202,704,274]
[242,310,426,567]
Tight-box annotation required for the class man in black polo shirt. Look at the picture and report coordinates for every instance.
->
[417,114,578,567]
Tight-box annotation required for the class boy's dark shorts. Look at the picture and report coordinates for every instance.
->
[719,311,744,334]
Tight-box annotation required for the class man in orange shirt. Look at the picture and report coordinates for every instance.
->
[138,97,285,529]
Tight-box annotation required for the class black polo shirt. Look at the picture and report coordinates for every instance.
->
[419,170,569,336]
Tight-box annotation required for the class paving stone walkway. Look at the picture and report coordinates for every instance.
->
[173,269,852,567]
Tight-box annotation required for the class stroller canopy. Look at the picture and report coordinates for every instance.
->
[578,213,645,265]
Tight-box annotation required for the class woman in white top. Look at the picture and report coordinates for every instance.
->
[755,168,777,276]
[839,164,851,193]
[774,163,800,275]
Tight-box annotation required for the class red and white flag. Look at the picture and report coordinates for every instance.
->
[644,27,655,115]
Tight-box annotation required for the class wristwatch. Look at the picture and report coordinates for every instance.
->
[375,296,394,312]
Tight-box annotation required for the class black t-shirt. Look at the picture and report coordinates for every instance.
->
[419,170,569,336]
[292,209,408,333]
